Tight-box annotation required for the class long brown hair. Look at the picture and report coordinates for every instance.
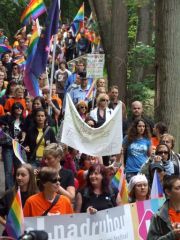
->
[127,118,151,143]
[15,164,38,197]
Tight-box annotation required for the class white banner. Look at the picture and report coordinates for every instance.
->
[25,205,134,240]
[86,54,105,79]
[61,95,123,156]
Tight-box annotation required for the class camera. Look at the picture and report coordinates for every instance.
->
[19,230,48,240]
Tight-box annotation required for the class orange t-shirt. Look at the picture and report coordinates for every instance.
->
[4,98,26,112]
[77,169,87,190]
[52,95,62,108]
[23,192,73,217]
[0,105,5,116]
[151,137,159,150]
[168,208,180,224]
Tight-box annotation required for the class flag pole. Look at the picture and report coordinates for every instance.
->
[48,0,61,114]
[0,128,26,150]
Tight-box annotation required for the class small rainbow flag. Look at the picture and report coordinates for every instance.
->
[13,57,26,70]
[111,167,129,204]
[85,78,96,100]
[71,3,84,35]
[0,44,12,54]
[12,139,25,164]
[150,170,164,199]
[5,188,24,239]
[20,0,46,26]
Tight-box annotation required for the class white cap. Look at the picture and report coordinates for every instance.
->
[128,174,148,193]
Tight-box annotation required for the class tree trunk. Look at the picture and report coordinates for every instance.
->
[155,0,180,151]
[110,0,128,101]
[88,0,128,102]
[133,0,154,83]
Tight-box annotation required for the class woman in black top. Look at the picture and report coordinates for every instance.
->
[24,108,56,167]
[0,102,25,189]
[75,164,119,213]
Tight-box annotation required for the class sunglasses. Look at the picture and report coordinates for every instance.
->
[49,177,61,184]
[100,99,109,102]
[80,106,87,109]
[156,151,169,155]
[15,106,22,110]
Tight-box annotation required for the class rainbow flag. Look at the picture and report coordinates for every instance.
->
[0,44,12,53]
[85,78,96,100]
[13,57,26,70]
[20,0,46,26]
[5,188,24,239]
[71,3,84,35]
[24,21,40,96]
[150,170,164,199]
[111,167,129,204]
[12,139,25,164]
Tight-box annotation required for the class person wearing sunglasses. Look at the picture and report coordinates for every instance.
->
[154,143,174,176]
[24,167,73,217]
[76,100,88,121]
[89,93,113,128]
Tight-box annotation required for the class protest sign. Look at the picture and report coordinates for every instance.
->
[61,94,123,156]
[86,54,105,79]
[25,198,165,240]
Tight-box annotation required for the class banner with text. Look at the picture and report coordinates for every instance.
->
[25,198,165,240]
[61,94,123,156]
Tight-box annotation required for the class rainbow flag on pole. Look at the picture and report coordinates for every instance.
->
[71,3,84,35]
[20,0,46,26]
[111,166,129,204]
[5,188,24,239]
[12,139,25,164]
[85,78,96,100]
[24,20,40,96]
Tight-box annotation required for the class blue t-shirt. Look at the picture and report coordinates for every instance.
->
[123,136,151,173]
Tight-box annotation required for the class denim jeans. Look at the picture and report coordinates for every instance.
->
[2,147,14,190]
[2,147,22,190]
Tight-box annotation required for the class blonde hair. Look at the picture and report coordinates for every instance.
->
[43,143,63,158]
[96,93,109,106]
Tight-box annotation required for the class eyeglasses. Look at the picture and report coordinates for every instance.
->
[156,151,169,155]
[100,99,109,102]
[49,177,61,183]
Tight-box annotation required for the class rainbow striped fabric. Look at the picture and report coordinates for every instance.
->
[12,139,25,164]
[111,167,129,204]
[71,3,84,35]
[5,188,24,239]
[0,44,12,53]
[24,21,40,96]
[85,79,96,100]
[20,0,46,25]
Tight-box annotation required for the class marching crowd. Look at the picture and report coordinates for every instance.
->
[0,24,180,239]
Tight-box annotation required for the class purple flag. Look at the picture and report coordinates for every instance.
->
[31,0,59,78]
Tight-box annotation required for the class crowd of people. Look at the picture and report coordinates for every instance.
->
[0,23,179,239]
